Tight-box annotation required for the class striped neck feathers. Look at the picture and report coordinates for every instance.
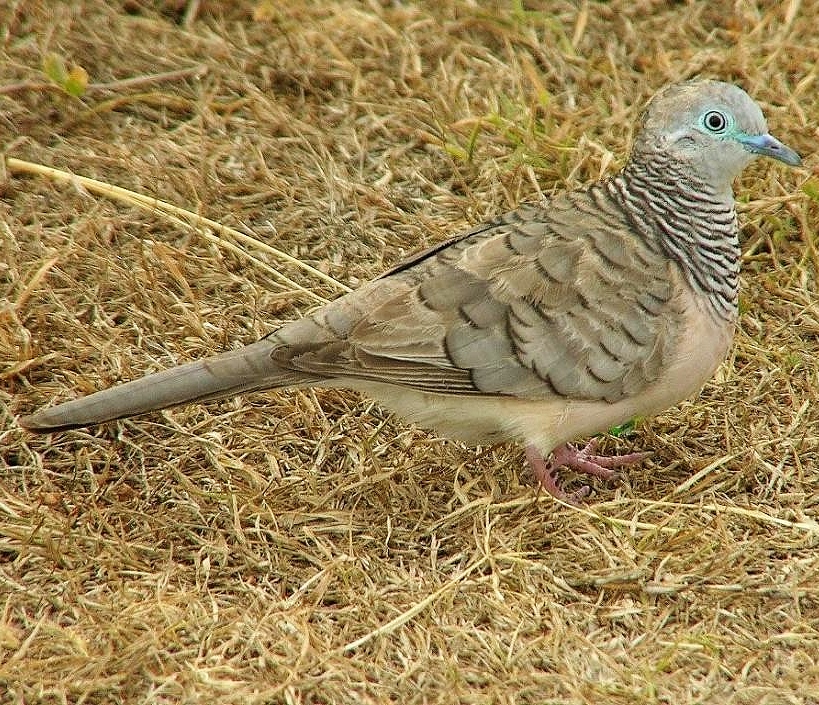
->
[610,156,741,323]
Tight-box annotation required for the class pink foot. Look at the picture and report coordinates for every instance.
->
[526,440,650,505]
[525,445,591,505]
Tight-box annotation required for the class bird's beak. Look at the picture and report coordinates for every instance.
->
[737,133,802,166]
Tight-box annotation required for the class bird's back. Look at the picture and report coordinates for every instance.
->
[268,182,691,405]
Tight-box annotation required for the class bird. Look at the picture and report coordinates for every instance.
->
[19,80,801,503]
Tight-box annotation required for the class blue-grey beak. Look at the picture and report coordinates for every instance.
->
[737,133,802,166]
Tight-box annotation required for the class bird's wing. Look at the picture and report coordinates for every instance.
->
[271,187,685,402]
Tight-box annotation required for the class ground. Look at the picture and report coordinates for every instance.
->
[2,1,819,703]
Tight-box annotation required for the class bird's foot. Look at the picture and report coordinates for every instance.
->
[553,438,651,478]
[525,440,650,505]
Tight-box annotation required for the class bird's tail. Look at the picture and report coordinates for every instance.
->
[19,338,312,433]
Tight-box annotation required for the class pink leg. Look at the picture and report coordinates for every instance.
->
[526,440,650,504]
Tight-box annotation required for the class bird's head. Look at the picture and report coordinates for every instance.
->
[631,80,801,190]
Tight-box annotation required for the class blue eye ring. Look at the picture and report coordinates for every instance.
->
[703,110,729,133]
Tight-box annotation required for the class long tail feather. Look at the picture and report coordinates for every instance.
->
[20,339,311,433]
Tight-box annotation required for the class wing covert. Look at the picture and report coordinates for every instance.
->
[272,188,683,402]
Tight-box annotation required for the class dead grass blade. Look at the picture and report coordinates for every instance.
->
[5,157,351,303]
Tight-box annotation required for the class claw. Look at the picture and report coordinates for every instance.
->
[553,439,651,478]
[526,440,650,504]
[525,446,590,505]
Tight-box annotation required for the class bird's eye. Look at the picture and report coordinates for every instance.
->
[703,110,728,132]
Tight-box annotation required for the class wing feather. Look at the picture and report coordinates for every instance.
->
[270,187,683,402]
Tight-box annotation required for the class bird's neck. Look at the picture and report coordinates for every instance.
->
[609,157,741,324]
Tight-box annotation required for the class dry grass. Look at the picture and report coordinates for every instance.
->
[2,1,819,703]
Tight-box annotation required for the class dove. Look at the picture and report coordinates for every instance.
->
[20,80,801,503]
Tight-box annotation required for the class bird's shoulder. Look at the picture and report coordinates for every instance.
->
[379,181,657,284]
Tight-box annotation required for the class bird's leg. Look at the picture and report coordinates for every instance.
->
[525,440,650,505]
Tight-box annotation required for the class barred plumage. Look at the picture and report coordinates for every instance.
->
[613,157,741,323]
